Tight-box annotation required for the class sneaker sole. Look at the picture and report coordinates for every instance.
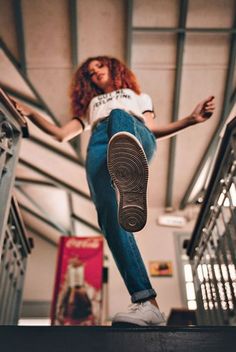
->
[112,322,142,328]
[112,319,166,327]
[107,132,148,232]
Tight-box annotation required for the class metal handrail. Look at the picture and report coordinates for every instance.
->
[186,116,236,325]
[187,116,236,258]
[0,87,31,324]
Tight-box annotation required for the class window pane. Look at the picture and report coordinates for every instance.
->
[184,264,193,282]
[186,282,196,300]
[188,300,197,310]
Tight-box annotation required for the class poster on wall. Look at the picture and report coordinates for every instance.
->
[51,236,103,326]
[149,260,173,277]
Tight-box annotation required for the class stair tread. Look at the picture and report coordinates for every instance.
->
[0,326,236,352]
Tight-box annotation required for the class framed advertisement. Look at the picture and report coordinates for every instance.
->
[51,236,103,326]
[149,260,173,277]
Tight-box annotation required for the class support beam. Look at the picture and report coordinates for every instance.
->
[218,20,236,131]
[19,158,91,200]
[133,27,236,34]
[0,85,45,109]
[16,183,99,235]
[125,0,133,66]
[16,186,70,236]
[165,0,188,209]
[68,0,82,159]
[15,177,55,187]
[72,213,101,234]
[19,202,70,235]
[68,193,76,234]
[230,88,236,107]
[29,135,84,167]
[13,0,26,74]
[0,39,59,126]
[25,224,57,247]
[68,0,79,71]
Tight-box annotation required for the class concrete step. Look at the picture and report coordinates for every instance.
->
[1,326,236,352]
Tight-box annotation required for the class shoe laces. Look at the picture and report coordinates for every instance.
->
[128,303,143,312]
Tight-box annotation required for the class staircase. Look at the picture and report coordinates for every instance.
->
[0,325,236,352]
[186,116,236,326]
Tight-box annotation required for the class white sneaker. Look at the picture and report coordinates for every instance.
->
[112,301,166,326]
[107,132,149,233]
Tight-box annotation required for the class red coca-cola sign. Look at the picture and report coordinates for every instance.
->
[51,236,103,326]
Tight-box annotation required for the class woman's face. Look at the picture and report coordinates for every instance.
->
[88,60,113,92]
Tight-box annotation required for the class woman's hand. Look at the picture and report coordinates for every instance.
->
[10,98,84,142]
[11,99,33,118]
[190,96,215,124]
[149,95,216,139]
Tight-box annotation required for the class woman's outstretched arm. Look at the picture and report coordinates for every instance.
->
[145,96,215,139]
[14,101,84,142]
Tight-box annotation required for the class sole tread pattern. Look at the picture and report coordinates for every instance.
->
[107,132,148,232]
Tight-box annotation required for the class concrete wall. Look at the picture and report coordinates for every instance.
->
[22,207,197,319]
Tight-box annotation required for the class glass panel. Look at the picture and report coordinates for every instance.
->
[197,265,204,282]
[184,264,193,282]
[186,282,196,300]
[188,300,197,310]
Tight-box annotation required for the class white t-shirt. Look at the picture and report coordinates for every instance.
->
[83,88,154,130]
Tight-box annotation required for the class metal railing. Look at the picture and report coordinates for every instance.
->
[0,88,31,324]
[187,116,236,325]
[0,196,32,324]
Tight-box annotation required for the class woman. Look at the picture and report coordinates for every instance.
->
[15,56,215,326]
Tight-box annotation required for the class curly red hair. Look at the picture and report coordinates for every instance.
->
[70,56,141,118]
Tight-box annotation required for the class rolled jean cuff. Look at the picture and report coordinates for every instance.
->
[131,289,157,303]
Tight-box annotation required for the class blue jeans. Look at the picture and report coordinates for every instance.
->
[86,109,157,303]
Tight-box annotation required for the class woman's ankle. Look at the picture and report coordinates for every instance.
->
[148,298,159,309]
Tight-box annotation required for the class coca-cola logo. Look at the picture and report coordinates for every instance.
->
[66,238,101,249]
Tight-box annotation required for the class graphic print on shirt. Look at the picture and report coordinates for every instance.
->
[92,90,131,110]
[88,89,153,127]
